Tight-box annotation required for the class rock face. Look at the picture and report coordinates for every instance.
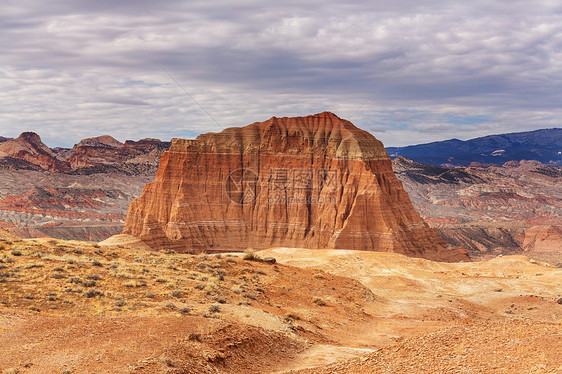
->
[67,136,170,172]
[122,112,468,261]
[520,225,562,253]
[392,157,562,256]
[0,132,70,172]
[75,135,124,149]
[0,133,169,242]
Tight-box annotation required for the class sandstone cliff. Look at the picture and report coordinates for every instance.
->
[122,112,468,261]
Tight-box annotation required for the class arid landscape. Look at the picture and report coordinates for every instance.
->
[1,234,561,373]
[4,0,562,372]
[1,113,561,373]
[1,122,560,263]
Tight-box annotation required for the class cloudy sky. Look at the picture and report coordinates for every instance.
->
[1,0,561,147]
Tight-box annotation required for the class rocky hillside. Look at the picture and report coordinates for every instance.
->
[0,132,170,175]
[0,132,71,172]
[387,128,562,167]
[392,157,562,259]
[0,133,170,241]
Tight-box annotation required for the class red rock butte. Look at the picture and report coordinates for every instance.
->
[121,112,469,262]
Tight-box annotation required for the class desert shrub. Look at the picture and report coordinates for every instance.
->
[68,277,82,284]
[208,304,220,313]
[63,257,77,264]
[25,263,44,269]
[215,297,227,304]
[85,290,101,298]
[312,296,326,306]
[23,294,34,300]
[231,286,242,294]
[92,260,103,267]
[11,250,21,256]
[86,274,101,280]
[188,333,201,341]
[115,297,126,307]
[162,357,176,367]
[155,278,168,283]
[171,290,182,298]
[242,249,261,262]
[123,281,136,288]
[52,273,67,279]
[84,280,97,287]
[145,292,155,298]
[179,306,191,314]
[53,266,64,272]
[166,302,177,310]
[285,312,300,320]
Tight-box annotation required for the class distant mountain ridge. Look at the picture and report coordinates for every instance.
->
[386,128,562,167]
[0,132,171,174]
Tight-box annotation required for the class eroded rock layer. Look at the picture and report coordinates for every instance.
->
[122,112,468,261]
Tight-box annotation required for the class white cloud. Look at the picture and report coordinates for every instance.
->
[1,0,561,147]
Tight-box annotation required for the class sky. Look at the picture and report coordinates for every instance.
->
[1,0,561,148]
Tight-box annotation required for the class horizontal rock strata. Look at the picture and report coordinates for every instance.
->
[122,112,468,261]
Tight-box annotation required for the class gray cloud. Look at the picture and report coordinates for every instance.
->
[1,0,561,147]
[96,97,151,106]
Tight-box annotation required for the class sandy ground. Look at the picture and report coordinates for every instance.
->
[258,248,562,372]
[0,240,561,373]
